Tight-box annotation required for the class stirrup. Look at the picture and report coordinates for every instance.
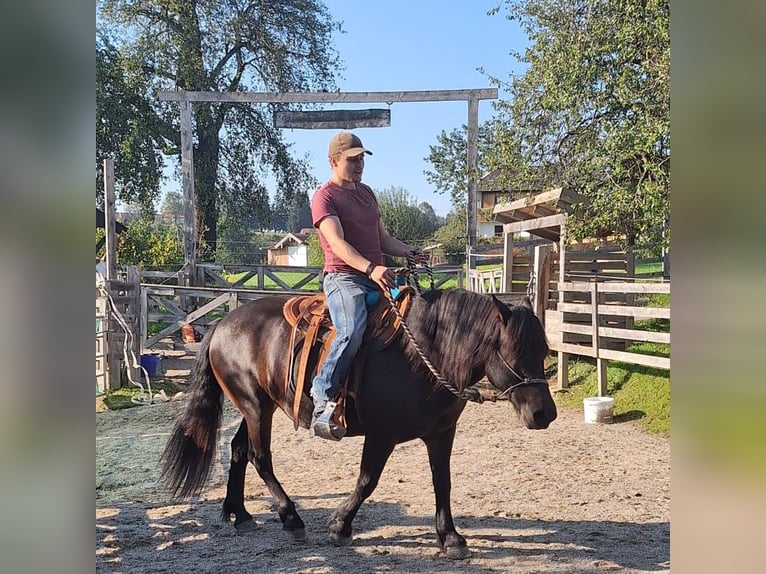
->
[310,401,346,441]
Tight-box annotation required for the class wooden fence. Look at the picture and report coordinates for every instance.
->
[115,263,464,355]
[547,280,670,394]
[98,261,668,396]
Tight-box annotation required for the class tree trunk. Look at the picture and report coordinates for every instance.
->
[194,113,221,259]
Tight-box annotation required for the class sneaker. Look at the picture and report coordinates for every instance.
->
[309,400,346,441]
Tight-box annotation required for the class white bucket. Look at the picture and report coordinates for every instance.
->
[583,396,614,424]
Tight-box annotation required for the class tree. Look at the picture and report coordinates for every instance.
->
[115,217,184,268]
[423,123,497,211]
[485,0,670,250]
[97,1,342,257]
[376,186,437,245]
[417,202,444,238]
[160,191,184,224]
[97,37,165,209]
[431,211,467,265]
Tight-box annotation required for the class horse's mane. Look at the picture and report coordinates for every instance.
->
[401,289,549,388]
[402,289,497,387]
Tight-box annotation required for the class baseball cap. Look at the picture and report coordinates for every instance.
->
[328,131,373,158]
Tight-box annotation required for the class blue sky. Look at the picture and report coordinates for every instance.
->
[159,1,529,217]
[282,1,528,216]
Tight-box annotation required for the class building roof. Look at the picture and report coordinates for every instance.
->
[492,187,586,242]
[272,232,311,250]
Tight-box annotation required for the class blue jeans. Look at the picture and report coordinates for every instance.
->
[310,272,378,416]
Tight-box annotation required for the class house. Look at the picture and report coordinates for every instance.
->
[477,170,542,239]
[267,229,314,266]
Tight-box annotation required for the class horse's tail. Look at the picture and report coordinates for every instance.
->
[160,324,223,499]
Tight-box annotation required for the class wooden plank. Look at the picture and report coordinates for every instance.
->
[144,292,231,348]
[557,351,569,389]
[599,326,670,344]
[160,88,499,104]
[566,261,627,271]
[559,281,670,294]
[263,269,292,291]
[204,267,231,287]
[549,341,598,357]
[150,296,187,317]
[139,270,180,279]
[559,302,670,319]
[290,271,321,291]
[599,349,670,370]
[231,270,257,288]
[274,109,390,129]
[502,214,565,234]
[493,188,564,213]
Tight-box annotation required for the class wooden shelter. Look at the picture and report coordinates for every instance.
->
[492,187,651,392]
[267,231,312,266]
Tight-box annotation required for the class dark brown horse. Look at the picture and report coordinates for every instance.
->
[161,288,557,559]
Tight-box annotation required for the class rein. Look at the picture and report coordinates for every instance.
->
[386,254,548,404]
[387,254,483,403]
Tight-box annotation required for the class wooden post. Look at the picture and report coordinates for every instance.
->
[465,97,479,271]
[103,158,116,282]
[139,286,148,354]
[591,280,608,396]
[625,248,635,339]
[102,158,122,389]
[126,265,141,383]
[502,231,514,293]
[533,244,551,321]
[557,219,569,389]
[180,99,196,310]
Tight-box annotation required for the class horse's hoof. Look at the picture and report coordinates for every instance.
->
[330,532,353,547]
[285,528,307,542]
[234,520,258,534]
[444,545,471,560]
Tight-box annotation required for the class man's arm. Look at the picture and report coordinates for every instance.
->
[317,215,371,273]
[317,215,400,288]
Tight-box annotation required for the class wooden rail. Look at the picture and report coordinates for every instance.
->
[546,280,670,394]
[136,264,464,351]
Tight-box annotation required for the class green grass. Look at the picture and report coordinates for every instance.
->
[551,356,670,436]
[635,261,663,275]
[101,380,183,410]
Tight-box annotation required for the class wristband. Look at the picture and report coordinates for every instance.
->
[365,262,376,277]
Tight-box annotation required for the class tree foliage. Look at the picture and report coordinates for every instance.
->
[160,191,184,224]
[97,0,342,256]
[96,38,165,209]
[376,186,441,244]
[110,217,184,268]
[485,0,670,249]
[423,123,497,210]
[431,211,467,265]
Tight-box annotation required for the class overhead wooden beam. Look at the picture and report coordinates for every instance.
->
[502,213,566,234]
[274,108,390,129]
[160,88,498,104]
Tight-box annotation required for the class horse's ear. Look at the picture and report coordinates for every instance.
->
[491,295,512,324]
[520,296,533,310]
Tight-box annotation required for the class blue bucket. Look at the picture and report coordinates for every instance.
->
[140,354,162,377]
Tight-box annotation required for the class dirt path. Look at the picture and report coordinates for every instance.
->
[96,360,669,573]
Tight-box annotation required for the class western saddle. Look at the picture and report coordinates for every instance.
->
[282,282,413,430]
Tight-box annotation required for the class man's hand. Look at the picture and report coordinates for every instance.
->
[369,264,394,288]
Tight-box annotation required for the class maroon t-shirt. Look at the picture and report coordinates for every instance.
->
[311,181,382,274]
